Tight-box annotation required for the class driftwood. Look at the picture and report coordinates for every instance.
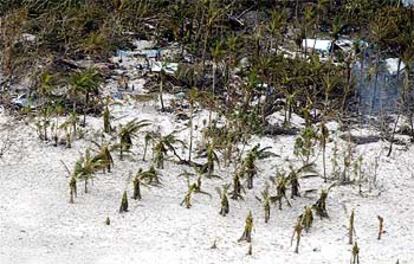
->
[264,124,299,136]
[340,134,381,145]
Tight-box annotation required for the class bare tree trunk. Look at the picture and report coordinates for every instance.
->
[159,72,165,111]
[188,103,194,162]
[387,114,400,157]
[84,179,88,193]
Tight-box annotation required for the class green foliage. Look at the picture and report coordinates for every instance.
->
[313,189,330,219]
[118,119,151,160]
[242,144,277,189]
[300,206,314,232]
[144,131,186,169]
[270,171,292,210]
[180,175,211,209]
[256,184,272,223]
[294,125,318,165]
[216,184,230,216]
[91,141,115,173]
[238,211,253,243]
[196,142,220,176]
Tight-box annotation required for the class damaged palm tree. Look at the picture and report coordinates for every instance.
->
[103,105,112,134]
[180,176,211,209]
[145,131,186,169]
[319,121,329,182]
[35,105,53,141]
[351,242,360,264]
[132,169,144,200]
[62,161,78,203]
[270,171,291,210]
[69,175,77,204]
[119,191,129,213]
[238,211,253,243]
[294,125,318,166]
[377,215,384,240]
[247,244,252,255]
[255,184,275,223]
[299,206,314,232]
[349,209,356,244]
[288,163,318,199]
[142,132,152,161]
[291,220,304,254]
[73,149,104,193]
[60,112,78,147]
[69,68,102,126]
[197,142,220,176]
[242,144,277,189]
[231,169,244,200]
[216,184,230,216]
[140,165,162,185]
[91,141,115,173]
[313,189,330,219]
[118,118,151,160]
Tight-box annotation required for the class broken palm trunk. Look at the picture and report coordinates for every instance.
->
[313,189,329,218]
[256,185,272,223]
[119,191,129,213]
[351,242,360,264]
[275,175,291,210]
[377,215,384,240]
[289,170,300,199]
[180,178,211,209]
[244,152,257,190]
[103,106,111,134]
[264,199,270,223]
[216,185,230,216]
[291,220,304,254]
[69,176,77,204]
[238,211,253,243]
[231,172,243,200]
[132,174,142,200]
[349,209,356,245]
[247,244,252,255]
[300,206,313,232]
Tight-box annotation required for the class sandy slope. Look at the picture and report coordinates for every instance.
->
[1,93,414,264]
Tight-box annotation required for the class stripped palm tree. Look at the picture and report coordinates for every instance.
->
[91,140,115,173]
[287,163,319,199]
[144,131,186,169]
[180,174,211,209]
[255,184,273,223]
[73,149,104,193]
[231,168,244,200]
[117,118,151,160]
[61,161,77,203]
[216,184,230,216]
[242,144,278,189]
[68,68,102,126]
[140,165,162,186]
[270,171,292,210]
[196,141,220,176]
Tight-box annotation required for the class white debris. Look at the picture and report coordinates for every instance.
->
[385,58,406,75]
[403,0,413,6]
[21,33,36,42]
[150,61,178,75]
[302,39,331,53]
[132,40,155,50]
[335,39,353,52]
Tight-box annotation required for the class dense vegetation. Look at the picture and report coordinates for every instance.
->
[1,1,413,121]
[0,0,413,260]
